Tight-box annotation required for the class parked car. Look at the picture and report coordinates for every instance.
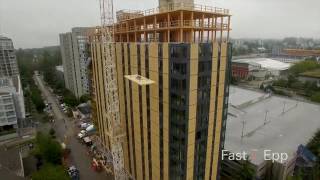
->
[83,137,93,146]
[79,123,90,129]
[77,132,86,139]
[67,166,80,180]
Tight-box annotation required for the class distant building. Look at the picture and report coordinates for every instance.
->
[232,61,267,80]
[221,86,320,180]
[59,27,93,98]
[0,36,19,77]
[0,76,25,141]
[271,48,320,63]
[232,58,291,80]
[0,36,25,141]
[55,65,64,83]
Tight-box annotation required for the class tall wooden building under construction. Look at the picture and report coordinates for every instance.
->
[90,0,232,179]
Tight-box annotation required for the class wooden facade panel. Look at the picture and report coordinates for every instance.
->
[148,42,160,180]
[92,39,230,180]
[220,42,227,57]
[132,82,143,180]
[218,84,225,98]
[211,71,217,86]
[213,42,219,58]
[186,43,198,180]
[190,43,198,59]
[189,75,198,91]
[115,43,130,171]
[162,74,169,89]
[219,70,226,84]
[140,45,146,76]
[163,43,169,180]
[190,60,199,76]
[188,104,197,120]
[141,85,150,180]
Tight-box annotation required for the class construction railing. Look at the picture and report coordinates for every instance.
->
[115,20,229,33]
[116,2,230,21]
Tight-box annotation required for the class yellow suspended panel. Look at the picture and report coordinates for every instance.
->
[125,74,155,86]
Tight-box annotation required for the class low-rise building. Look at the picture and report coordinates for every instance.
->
[222,86,320,180]
[232,58,291,81]
[232,61,267,81]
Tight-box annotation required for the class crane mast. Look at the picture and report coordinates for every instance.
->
[99,0,127,179]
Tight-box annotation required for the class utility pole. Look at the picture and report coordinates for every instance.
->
[241,118,245,143]
[282,101,286,114]
[264,110,269,125]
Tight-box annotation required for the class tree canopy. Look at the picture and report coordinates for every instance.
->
[289,60,320,75]
[33,132,63,165]
[32,164,69,180]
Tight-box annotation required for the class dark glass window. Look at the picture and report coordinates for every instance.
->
[171,62,187,75]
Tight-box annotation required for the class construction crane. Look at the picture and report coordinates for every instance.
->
[99,0,128,179]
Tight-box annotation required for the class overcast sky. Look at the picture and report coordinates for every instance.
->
[0,0,319,48]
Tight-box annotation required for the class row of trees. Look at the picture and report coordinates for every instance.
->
[36,49,89,107]
[272,60,320,103]
[16,49,45,113]
[31,132,69,180]
[17,48,71,179]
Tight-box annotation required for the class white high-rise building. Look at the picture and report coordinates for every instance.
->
[0,36,25,139]
[0,36,19,77]
[59,27,93,98]
[0,76,25,127]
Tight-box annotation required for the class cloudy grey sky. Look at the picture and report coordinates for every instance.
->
[0,0,319,48]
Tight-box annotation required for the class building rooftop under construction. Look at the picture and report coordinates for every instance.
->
[110,1,231,43]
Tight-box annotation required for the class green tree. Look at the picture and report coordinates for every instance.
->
[64,94,79,107]
[49,128,56,138]
[61,89,79,107]
[307,129,320,157]
[236,160,255,180]
[310,92,320,103]
[30,87,45,112]
[80,94,91,103]
[33,132,63,165]
[289,60,320,75]
[273,79,288,88]
[32,164,69,180]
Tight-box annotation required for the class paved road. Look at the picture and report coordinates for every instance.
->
[34,74,112,180]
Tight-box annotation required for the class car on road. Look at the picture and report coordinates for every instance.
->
[60,103,66,108]
[67,166,80,180]
[78,131,86,139]
[79,123,90,129]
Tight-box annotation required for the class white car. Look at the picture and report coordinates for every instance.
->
[80,123,90,129]
[77,132,86,139]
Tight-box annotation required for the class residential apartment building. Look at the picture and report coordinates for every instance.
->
[0,76,25,140]
[0,36,19,77]
[90,1,232,179]
[0,36,25,141]
[59,27,93,98]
